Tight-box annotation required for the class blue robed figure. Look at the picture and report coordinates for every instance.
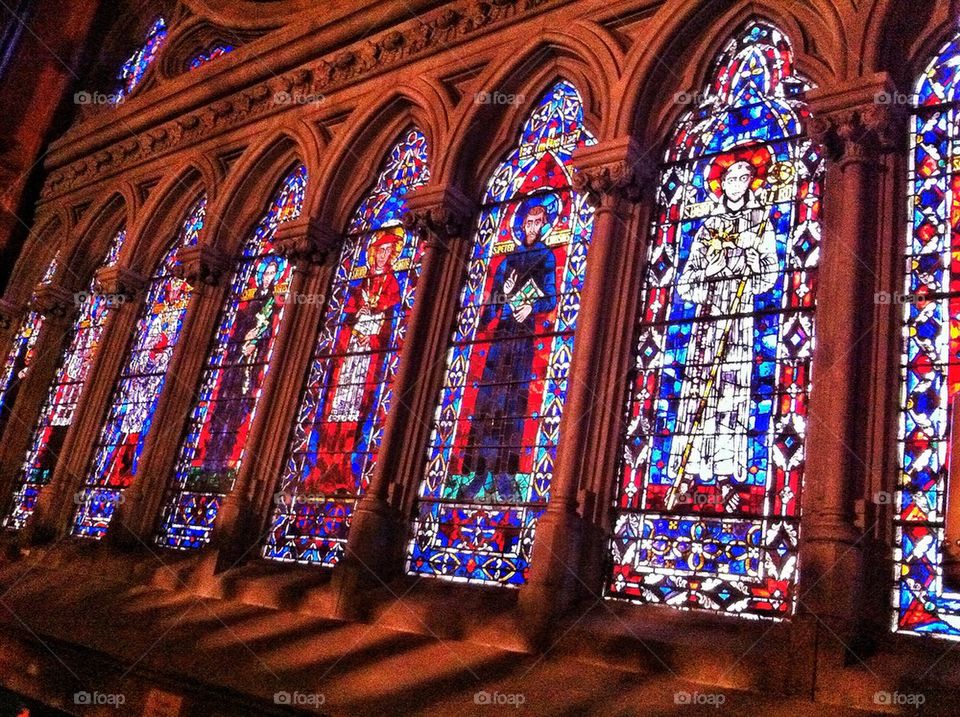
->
[459,201,558,501]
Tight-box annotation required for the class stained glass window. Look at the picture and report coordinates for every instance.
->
[188,44,234,70]
[156,166,306,550]
[0,254,59,437]
[71,197,206,539]
[895,32,960,639]
[263,130,429,566]
[406,81,596,586]
[114,17,167,103]
[3,229,127,530]
[607,22,822,619]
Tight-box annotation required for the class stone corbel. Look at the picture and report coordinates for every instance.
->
[401,184,476,250]
[807,73,907,163]
[571,136,654,207]
[93,265,147,299]
[0,299,24,333]
[273,216,340,264]
[29,282,76,320]
[172,243,231,286]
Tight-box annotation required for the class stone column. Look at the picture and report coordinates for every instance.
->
[107,243,230,549]
[0,300,25,370]
[22,265,147,545]
[796,76,903,686]
[210,216,339,574]
[329,185,474,615]
[517,137,645,639]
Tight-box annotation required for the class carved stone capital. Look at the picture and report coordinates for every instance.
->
[273,216,340,264]
[807,73,907,162]
[402,185,476,248]
[173,244,230,286]
[0,299,24,332]
[572,137,654,207]
[29,282,76,320]
[94,265,148,299]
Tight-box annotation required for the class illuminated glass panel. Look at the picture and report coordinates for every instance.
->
[3,229,127,529]
[71,197,206,539]
[263,129,429,566]
[114,17,167,102]
[0,255,59,437]
[156,166,306,549]
[188,44,234,70]
[894,32,960,639]
[608,22,822,619]
[406,81,597,586]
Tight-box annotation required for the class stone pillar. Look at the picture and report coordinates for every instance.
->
[210,216,339,574]
[329,185,474,615]
[517,137,645,639]
[107,243,230,549]
[795,76,903,687]
[21,265,147,545]
[0,299,24,367]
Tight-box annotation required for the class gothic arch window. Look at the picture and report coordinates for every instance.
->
[0,253,59,438]
[608,21,823,619]
[3,229,128,530]
[156,166,306,550]
[71,196,206,539]
[114,17,167,103]
[895,32,960,639]
[407,81,597,586]
[188,43,233,70]
[263,129,429,566]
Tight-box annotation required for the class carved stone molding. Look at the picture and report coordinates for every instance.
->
[273,216,340,264]
[807,73,907,163]
[40,0,561,203]
[93,265,148,299]
[0,299,24,332]
[402,184,476,248]
[29,282,76,320]
[172,244,230,286]
[571,136,653,207]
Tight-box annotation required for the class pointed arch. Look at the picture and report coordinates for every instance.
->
[5,214,65,301]
[619,1,840,146]
[313,85,446,233]
[263,127,431,566]
[443,36,609,202]
[608,20,825,619]
[406,80,597,587]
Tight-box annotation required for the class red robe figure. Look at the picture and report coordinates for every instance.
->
[304,232,402,495]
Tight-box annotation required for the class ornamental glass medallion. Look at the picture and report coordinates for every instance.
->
[608,22,823,619]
